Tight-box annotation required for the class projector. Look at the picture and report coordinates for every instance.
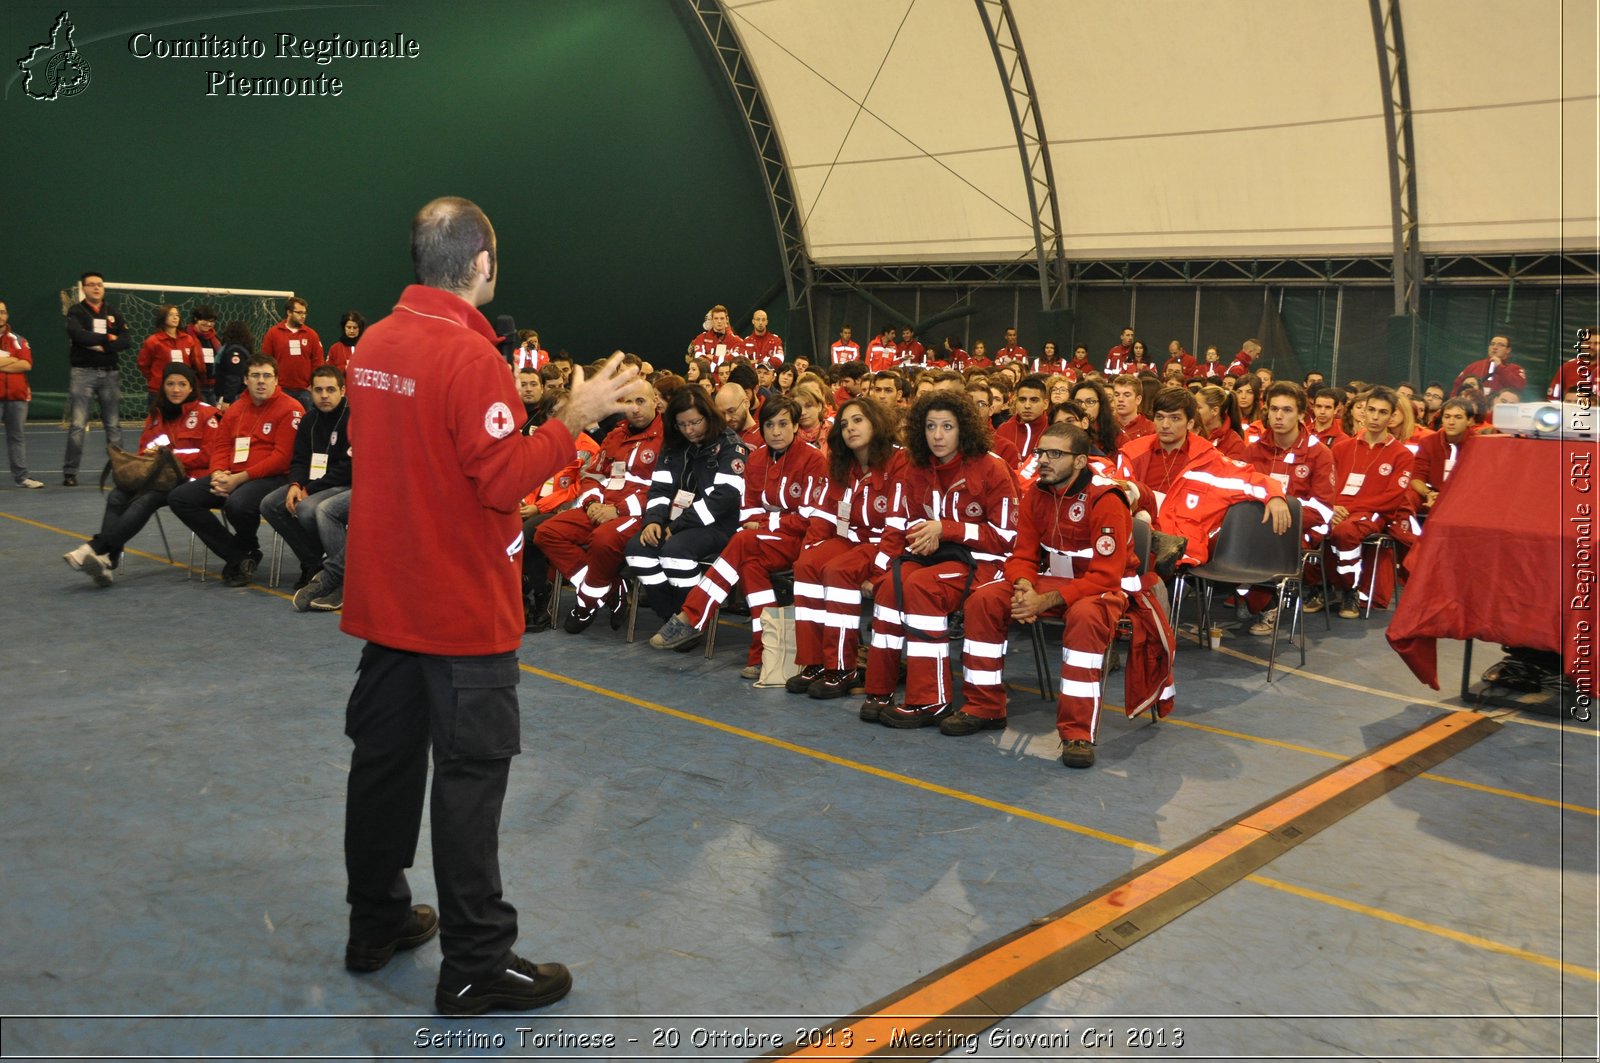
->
[1492,401,1599,440]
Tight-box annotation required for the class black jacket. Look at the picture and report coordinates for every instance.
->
[65,299,131,370]
[641,427,747,534]
[287,398,352,492]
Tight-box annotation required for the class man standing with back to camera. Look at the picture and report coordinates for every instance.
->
[339,196,638,1015]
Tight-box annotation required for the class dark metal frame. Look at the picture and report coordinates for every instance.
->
[974,0,1069,311]
[685,0,816,351]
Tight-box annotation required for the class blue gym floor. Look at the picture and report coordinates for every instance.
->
[1,424,1595,1061]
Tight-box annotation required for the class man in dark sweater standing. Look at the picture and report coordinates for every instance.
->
[63,272,131,486]
[339,196,637,1016]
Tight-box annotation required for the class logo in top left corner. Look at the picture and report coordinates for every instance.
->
[18,11,92,101]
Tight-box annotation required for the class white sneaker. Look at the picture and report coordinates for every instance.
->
[1248,608,1280,635]
[82,552,114,587]
[18,478,43,489]
[63,543,95,570]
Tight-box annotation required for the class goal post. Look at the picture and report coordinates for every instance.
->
[59,279,295,419]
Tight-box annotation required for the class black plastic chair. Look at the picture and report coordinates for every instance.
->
[1030,518,1151,702]
[1168,497,1304,681]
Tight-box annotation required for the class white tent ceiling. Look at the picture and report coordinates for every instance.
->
[722,0,1599,266]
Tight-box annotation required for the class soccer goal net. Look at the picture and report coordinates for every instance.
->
[59,280,294,419]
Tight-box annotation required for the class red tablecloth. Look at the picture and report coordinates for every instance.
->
[1388,433,1600,694]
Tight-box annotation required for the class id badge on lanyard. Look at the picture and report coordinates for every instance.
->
[1340,473,1366,496]
[606,460,625,491]
[670,489,694,521]
[309,452,328,480]
[233,436,250,464]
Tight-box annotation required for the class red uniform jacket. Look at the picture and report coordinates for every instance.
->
[513,345,548,371]
[829,340,861,366]
[208,389,302,479]
[736,420,764,450]
[1104,344,1132,376]
[261,322,325,391]
[0,327,32,402]
[1312,417,1348,443]
[1114,413,1155,450]
[343,284,579,656]
[1226,349,1254,378]
[1549,358,1595,401]
[690,329,743,366]
[739,442,828,536]
[1411,429,1474,507]
[1164,353,1199,378]
[875,452,1018,572]
[802,449,908,549]
[1065,356,1096,380]
[524,430,601,514]
[741,331,785,367]
[573,415,666,520]
[1208,425,1248,462]
[141,399,221,478]
[327,340,357,372]
[1452,358,1526,396]
[866,340,897,372]
[136,331,203,393]
[1245,428,1337,534]
[995,345,1028,364]
[897,340,926,367]
[1197,360,1228,380]
[1005,477,1137,606]
[1118,433,1285,565]
[1330,434,1416,520]
[995,412,1048,465]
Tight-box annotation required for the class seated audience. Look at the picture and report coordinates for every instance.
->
[623,387,748,622]
[648,397,826,674]
[1325,385,1415,618]
[861,390,1017,728]
[788,399,906,699]
[261,365,351,591]
[167,355,303,587]
[1244,382,1336,625]
[64,363,218,586]
[1195,384,1247,460]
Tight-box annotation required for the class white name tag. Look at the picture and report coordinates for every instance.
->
[289,339,302,357]
[670,488,695,520]
[202,347,215,365]
[1341,472,1366,496]
[92,318,107,335]
[170,351,184,362]
[309,452,328,480]
[1045,552,1075,578]
[233,436,250,463]
[606,460,625,491]
[835,497,850,536]
[147,433,171,449]
[1271,472,1290,489]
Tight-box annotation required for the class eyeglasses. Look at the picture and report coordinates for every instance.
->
[1035,448,1079,462]
[676,416,706,430]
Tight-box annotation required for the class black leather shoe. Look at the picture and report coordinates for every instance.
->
[858,694,894,722]
[786,665,825,694]
[563,604,596,634]
[345,904,439,972]
[938,710,1007,736]
[878,702,952,729]
[807,668,861,699]
[436,955,572,1016]
[62,474,77,487]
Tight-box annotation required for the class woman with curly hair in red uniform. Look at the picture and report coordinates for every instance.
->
[787,398,906,699]
[861,390,1018,727]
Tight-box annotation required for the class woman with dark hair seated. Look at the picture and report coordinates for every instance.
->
[1069,378,1118,456]
[648,396,827,674]
[63,363,218,586]
[787,397,906,699]
[623,387,748,622]
[860,391,1018,728]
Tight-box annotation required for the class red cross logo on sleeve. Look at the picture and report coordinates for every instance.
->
[485,401,515,439]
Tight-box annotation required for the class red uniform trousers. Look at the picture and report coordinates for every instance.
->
[532,508,643,611]
[681,529,804,665]
[959,577,1123,741]
[1326,514,1400,607]
[866,560,996,705]
[794,539,878,671]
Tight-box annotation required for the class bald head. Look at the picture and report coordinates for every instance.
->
[715,382,752,429]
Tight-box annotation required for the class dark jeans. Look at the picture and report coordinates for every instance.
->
[64,367,124,476]
[315,488,351,587]
[260,484,348,570]
[344,643,521,979]
[167,475,287,564]
[89,484,172,566]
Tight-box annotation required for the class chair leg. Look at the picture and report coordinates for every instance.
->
[1031,622,1052,703]
[154,510,173,564]
[1362,538,1386,619]
[1169,574,1187,631]
[703,600,719,659]
[268,529,283,588]
[548,571,564,628]
[625,579,640,643]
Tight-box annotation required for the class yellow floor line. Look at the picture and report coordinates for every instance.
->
[520,662,1598,984]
